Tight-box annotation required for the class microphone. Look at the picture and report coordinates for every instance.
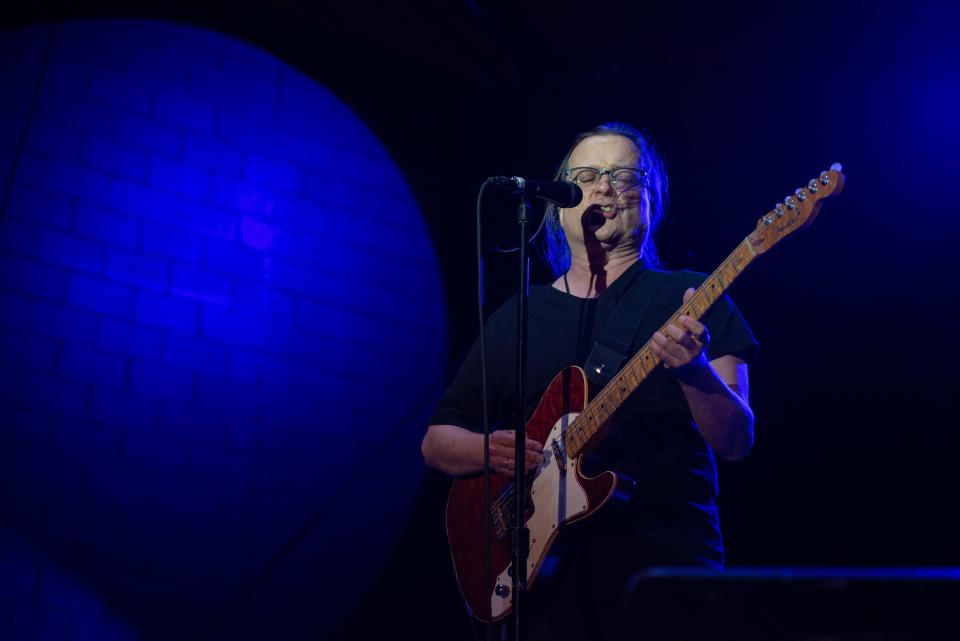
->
[488,176,583,207]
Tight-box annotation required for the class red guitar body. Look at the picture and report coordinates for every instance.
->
[445,366,619,622]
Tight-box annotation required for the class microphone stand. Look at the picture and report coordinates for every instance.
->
[511,192,531,641]
[480,175,578,639]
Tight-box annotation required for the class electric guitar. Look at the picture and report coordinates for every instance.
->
[445,166,846,622]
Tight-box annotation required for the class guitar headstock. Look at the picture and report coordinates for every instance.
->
[747,164,845,255]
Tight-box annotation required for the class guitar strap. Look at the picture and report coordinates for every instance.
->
[583,267,667,387]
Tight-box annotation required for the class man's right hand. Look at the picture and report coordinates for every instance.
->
[489,429,544,477]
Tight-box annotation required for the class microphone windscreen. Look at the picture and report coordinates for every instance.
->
[541,181,582,207]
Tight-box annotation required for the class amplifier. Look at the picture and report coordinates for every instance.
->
[625,567,960,641]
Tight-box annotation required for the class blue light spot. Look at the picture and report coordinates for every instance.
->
[0,18,446,640]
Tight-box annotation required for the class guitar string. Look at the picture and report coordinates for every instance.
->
[565,239,756,456]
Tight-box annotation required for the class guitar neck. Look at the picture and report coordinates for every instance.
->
[563,237,759,459]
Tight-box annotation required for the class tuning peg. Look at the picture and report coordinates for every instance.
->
[794,188,807,202]
[808,179,819,193]
[830,162,843,172]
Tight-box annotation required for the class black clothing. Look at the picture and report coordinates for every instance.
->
[430,263,758,638]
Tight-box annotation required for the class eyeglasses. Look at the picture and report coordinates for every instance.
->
[564,166,646,192]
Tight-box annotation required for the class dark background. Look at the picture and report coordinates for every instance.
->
[4,1,959,639]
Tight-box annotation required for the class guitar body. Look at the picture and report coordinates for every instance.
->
[445,366,619,622]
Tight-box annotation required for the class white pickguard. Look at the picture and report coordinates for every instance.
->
[489,411,587,619]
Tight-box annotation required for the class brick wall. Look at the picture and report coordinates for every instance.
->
[0,19,445,640]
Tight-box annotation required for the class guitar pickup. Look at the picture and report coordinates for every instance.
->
[551,439,566,472]
[490,503,508,539]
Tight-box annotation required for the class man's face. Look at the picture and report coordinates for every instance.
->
[559,135,647,253]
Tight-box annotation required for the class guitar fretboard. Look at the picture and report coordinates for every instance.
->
[563,237,759,458]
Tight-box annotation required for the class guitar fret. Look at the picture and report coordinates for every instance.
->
[616,375,630,399]
[730,247,745,273]
[642,350,655,369]
[595,397,611,424]
[581,409,600,448]
[608,381,624,404]
[588,407,600,432]
[578,411,595,444]
[701,277,718,306]
[602,392,615,418]
[720,262,736,287]
[696,292,709,316]
[631,345,650,376]
[575,418,588,445]
[694,292,708,312]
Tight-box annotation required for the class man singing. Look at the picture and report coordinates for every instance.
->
[422,122,757,639]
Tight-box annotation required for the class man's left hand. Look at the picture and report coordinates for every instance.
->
[650,287,710,374]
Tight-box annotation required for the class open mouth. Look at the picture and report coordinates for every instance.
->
[585,203,618,221]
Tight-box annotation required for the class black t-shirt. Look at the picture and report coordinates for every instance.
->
[431,262,758,602]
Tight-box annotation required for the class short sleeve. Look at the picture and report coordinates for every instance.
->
[428,297,516,432]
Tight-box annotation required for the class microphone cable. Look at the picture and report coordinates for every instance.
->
[476,178,493,641]
[490,200,550,254]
